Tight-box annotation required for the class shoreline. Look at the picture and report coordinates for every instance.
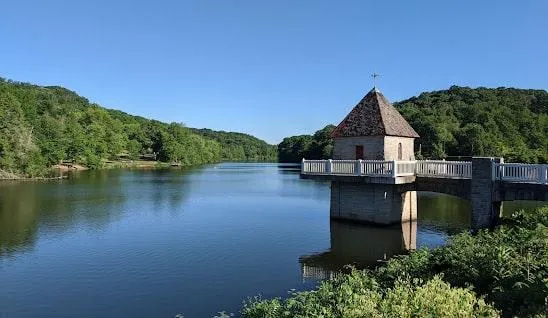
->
[0,160,281,181]
[0,160,195,181]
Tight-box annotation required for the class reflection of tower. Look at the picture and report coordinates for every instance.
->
[300,220,417,280]
[402,220,417,251]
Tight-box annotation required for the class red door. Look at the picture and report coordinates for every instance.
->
[355,145,364,160]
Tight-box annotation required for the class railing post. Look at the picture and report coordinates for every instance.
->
[539,165,546,184]
[326,159,332,174]
[301,158,305,174]
[356,160,362,176]
[391,160,397,178]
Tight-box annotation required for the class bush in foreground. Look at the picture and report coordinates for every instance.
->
[242,275,498,317]
[240,207,548,317]
[376,207,548,316]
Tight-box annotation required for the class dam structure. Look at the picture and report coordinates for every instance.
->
[301,87,548,229]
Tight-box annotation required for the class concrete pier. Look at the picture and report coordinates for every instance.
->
[303,157,547,229]
[471,157,503,229]
[330,182,416,225]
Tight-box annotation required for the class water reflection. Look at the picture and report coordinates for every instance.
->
[0,169,191,257]
[300,220,417,280]
[298,193,547,281]
[417,192,471,234]
[0,164,546,318]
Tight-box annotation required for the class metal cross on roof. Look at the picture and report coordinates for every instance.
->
[371,73,380,88]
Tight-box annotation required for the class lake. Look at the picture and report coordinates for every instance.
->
[0,163,543,317]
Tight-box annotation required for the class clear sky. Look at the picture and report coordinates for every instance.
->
[1,1,547,144]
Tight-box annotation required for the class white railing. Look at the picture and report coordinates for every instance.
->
[361,160,394,176]
[301,159,395,176]
[302,160,328,174]
[415,161,472,179]
[493,163,548,184]
[395,161,416,176]
[302,159,472,179]
[332,160,357,175]
[301,159,548,185]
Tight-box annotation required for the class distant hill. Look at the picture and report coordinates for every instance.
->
[278,125,335,163]
[396,86,547,162]
[190,128,277,161]
[0,77,276,177]
[278,86,548,163]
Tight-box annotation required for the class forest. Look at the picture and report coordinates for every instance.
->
[278,86,548,163]
[190,128,277,162]
[0,78,276,177]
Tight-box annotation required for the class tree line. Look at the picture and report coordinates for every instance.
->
[0,78,276,177]
[278,86,548,163]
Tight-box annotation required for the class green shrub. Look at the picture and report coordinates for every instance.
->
[375,207,548,317]
[242,274,499,318]
[240,207,548,317]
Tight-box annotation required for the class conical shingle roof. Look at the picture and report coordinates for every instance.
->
[331,88,419,138]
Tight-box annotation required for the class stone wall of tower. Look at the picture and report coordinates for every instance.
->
[333,136,384,160]
[384,136,415,161]
[330,181,417,225]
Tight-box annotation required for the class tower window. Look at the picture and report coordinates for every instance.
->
[355,145,364,160]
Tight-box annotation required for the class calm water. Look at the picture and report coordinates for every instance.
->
[0,163,544,317]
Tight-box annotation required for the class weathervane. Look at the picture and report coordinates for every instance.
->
[371,73,380,88]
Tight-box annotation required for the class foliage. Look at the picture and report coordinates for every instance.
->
[395,86,548,162]
[241,207,548,317]
[191,128,277,161]
[277,125,334,163]
[375,207,548,317]
[242,274,499,318]
[0,78,275,176]
[278,87,547,163]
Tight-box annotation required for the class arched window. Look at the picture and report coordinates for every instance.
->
[397,143,403,160]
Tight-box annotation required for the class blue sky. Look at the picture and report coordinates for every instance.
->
[1,1,547,144]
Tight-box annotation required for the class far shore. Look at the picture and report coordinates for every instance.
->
[0,160,175,181]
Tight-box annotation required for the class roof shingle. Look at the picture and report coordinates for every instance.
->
[331,88,420,138]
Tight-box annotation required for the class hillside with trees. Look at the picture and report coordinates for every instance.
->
[278,86,548,163]
[278,125,335,163]
[0,78,275,177]
[190,128,277,161]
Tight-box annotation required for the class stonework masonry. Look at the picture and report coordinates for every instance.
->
[471,157,503,229]
[330,181,417,225]
[384,136,415,161]
[333,136,415,161]
[333,136,384,160]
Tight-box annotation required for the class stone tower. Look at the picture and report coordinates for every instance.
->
[331,87,419,161]
[329,87,419,224]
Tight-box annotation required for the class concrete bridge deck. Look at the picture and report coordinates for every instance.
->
[301,158,548,229]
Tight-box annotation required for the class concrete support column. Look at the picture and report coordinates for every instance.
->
[330,182,416,225]
[330,181,341,218]
[471,157,503,230]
